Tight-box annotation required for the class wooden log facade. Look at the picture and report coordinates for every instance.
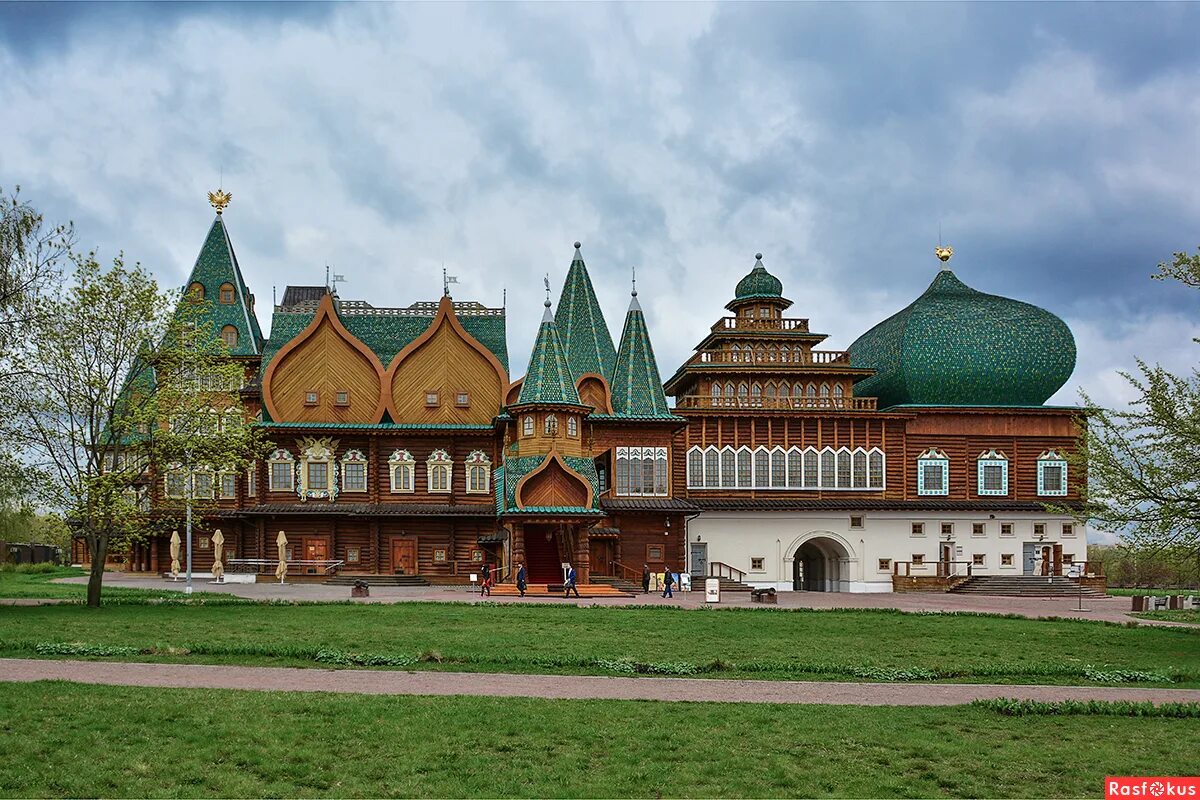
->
[76,206,1086,593]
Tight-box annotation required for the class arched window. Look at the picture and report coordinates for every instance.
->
[466,451,491,494]
[868,449,885,489]
[300,439,337,500]
[544,414,558,436]
[711,383,722,406]
[522,416,534,437]
[654,448,668,495]
[771,449,787,488]
[754,345,765,363]
[820,449,836,488]
[705,448,720,488]
[787,448,803,488]
[737,448,752,488]
[268,448,294,492]
[837,449,852,488]
[164,463,186,499]
[751,383,762,406]
[687,448,704,488]
[188,282,205,301]
[807,383,817,398]
[341,449,367,493]
[725,382,735,400]
[427,449,452,493]
[615,448,631,495]
[977,449,1008,496]
[820,384,831,407]
[852,449,867,488]
[754,448,770,488]
[916,448,949,496]
[720,448,736,488]
[1037,450,1068,496]
[567,416,578,437]
[730,346,741,363]
[221,325,239,349]
[219,282,235,304]
[737,383,749,404]
[803,448,819,488]
[389,449,415,493]
[833,384,845,407]
[767,345,777,363]
[779,383,790,399]
[765,382,776,400]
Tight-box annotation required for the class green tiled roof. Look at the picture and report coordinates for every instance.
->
[555,244,617,383]
[516,303,581,406]
[183,216,263,356]
[496,454,600,514]
[848,269,1076,408]
[611,293,671,417]
[261,301,508,374]
[727,254,791,311]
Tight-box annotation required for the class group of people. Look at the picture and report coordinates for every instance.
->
[481,561,681,599]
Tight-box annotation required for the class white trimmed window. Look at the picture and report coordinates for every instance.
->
[523,416,534,437]
[868,449,885,489]
[770,448,786,488]
[704,448,720,488]
[193,470,214,500]
[804,449,819,488]
[164,465,186,499]
[466,450,491,494]
[615,447,668,496]
[753,448,770,488]
[341,450,368,493]
[247,464,258,497]
[544,414,558,435]
[268,449,295,492]
[917,449,949,496]
[736,448,752,488]
[852,449,867,489]
[427,449,452,493]
[720,448,735,488]
[567,416,578,437]
[820,449,836,488]
[299,440,337,500]
[687,448,704,488]
[836,450,851,488]
[389,449,415,493]
[977,450,1009,496]
[1037,450,1068,496]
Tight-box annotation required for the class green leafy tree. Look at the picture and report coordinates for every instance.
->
[1062,249,1200,565]
[4,251,266,606]
[0,187,73,367]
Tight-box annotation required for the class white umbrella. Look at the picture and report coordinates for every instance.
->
[211,529,225,582]
[275,531,288,583]
[169,530,181,579]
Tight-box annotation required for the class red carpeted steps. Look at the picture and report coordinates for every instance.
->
[488,583,633,598]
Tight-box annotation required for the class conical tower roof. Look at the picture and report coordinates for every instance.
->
[516,299,582,406]
[183,210,263,356]
[555,243,617,382]
[611,289,671,417]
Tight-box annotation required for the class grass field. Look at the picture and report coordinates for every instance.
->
[1107,587,1199,597]
[0,566,227,601]
[1,595,1197,685]
[0,682,1196,798]
[1136,610,1200,624]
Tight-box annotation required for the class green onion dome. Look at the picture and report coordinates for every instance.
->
[848,269,1076,408]
[726,253,792,311]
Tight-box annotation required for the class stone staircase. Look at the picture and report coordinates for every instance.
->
[488,583,633,598]
[325,574,431,587]
[590,575,645,594]
[950,575,1104,597]
[702,576,755,594]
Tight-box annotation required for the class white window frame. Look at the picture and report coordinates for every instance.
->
[466,450,491,495]
[1037,450,1068,496]
[164,464,186,499]
[427,449,452,494]
[977,450,1009,496]
[916,448,949,496]
[268,449,295,492]
[341,449,368,493]
[389,449,415,494]
[615,446,669,497]
[192,469,215,500]
[687,447,704,489]
[219,472,237,499]
[522,416,534,437]
[567,416,578,437]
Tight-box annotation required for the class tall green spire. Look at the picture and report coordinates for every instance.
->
[555,242,617,383]
[611,286,670,417]
[182,211,263,356]
[517,298,582,406]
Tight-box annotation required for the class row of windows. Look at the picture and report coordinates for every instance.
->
[708,381,845,403]
[267,448,492,496]
[168,408,243,436]
[882,552,1077,571]
[911,521,1076,538]
[916,449,1068,497]
[521,414,579,438]
[614,447,669,497]
[189,281,239,305]
[163,470,246,500]
[686,446,886,490]
[722,344,809,363]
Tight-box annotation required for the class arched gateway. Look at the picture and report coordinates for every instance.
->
[791,535,853,592]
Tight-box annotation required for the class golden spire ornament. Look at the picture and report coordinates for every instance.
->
[207,189,232,215]
[935,245,954,263]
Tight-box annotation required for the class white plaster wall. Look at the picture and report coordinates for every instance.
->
[688,511,1087,593]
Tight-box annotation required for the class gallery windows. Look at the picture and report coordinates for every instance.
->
[1037,450,1068,496]
[916,448,949,496]
[977,450,1009,496]
[684,445,886,491]
[614,447,668,497]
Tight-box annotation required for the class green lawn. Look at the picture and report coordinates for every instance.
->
[0,567,229,601]
[1136,609,1200,624]
[0,682,1195,798]
[1,599,1196,685]
[1108,587,1198,597]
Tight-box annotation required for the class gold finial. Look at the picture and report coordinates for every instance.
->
[208,189,232,215]
[935,245,954,263]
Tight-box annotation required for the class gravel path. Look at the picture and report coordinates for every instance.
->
[4,658,1198,706]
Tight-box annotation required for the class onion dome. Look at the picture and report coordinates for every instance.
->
[726,253,792,311]
[848,262,1076,408]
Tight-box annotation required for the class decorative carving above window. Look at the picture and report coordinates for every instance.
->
[296,437,339,503]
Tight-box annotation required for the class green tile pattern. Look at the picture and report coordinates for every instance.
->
[184,216,264,355]
[732,256,783,301]
[611,295,671,417]
[495,454,601,514]
[516,311,580,406]
[556,246,617,383]
[848,270,1076,407]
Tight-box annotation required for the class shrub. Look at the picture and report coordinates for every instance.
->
[974,698,1200,718]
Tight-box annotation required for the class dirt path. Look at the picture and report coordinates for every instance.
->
[3,658,1198,706]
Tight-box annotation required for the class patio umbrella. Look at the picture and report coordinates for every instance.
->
[169,530,181,578]
[211,529,225,582]
[275,531,288,583]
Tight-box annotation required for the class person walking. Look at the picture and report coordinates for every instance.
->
[563,562,580,598]
[641,564,651,594]
[661,565,674,598]
[481,562,492,596]
[516,561,527,597]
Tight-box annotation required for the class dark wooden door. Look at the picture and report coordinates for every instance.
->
[392,539,417,575]
[589,539,615,576]
[303,538,329,575]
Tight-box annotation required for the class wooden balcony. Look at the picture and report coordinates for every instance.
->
[675,395,878,411]
[711,316,810,333]
[689,349,853,366]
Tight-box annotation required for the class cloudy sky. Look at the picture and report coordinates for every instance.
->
[2,2,1198,410]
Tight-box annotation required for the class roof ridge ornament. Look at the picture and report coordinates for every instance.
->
[935,245,954,263]
[208,188,232,215]
[542,274,553,322]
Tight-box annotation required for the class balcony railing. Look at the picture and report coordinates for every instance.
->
[690,349,852,366]
[711,316,810,333]
[675,395,877,411]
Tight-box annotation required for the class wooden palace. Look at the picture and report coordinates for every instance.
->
[77,197,1098,594]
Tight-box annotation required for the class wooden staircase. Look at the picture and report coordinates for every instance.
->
[488,583,633,598]
[950,575,1104,597]
[704,576,754,593]
[590,575,644,594]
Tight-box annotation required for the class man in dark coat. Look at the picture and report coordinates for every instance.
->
[641,564,651,594]
[563,562,580,598]
[516,561,527,597]
[661,565,674,598]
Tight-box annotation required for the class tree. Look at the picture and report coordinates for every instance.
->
[4,251,266,606]
[1062,248,1200,559]
[0,187,73,367]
